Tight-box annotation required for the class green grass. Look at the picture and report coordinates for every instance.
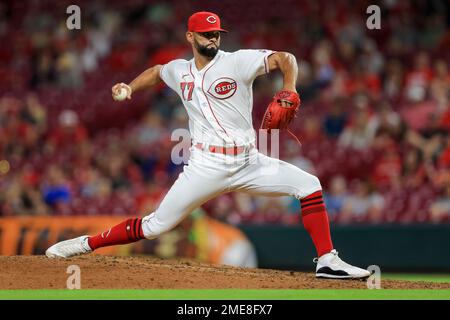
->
[1,289,450,300]
[1,274,449,300]
[383,274,450,283]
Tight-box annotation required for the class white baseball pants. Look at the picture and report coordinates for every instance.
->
[141,146,321,239]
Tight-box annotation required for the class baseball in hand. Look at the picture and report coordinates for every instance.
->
[112,83,131,101]
[114,88,128,101]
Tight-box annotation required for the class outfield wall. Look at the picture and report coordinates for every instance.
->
[238,224,450,272]
[1,216,449,271]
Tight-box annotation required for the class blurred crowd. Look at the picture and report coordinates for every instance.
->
[0,0,449,224]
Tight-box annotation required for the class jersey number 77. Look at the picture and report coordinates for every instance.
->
[180,82,194,101]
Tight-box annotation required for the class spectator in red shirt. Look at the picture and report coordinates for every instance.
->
[48,110,88,149]
[372,144,402,189]
[402,148,428,188]
[404,52,433,102]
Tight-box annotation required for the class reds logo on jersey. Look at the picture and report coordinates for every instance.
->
[208,77,237,99]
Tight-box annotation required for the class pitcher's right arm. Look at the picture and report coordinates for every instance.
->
[111,64,163,101]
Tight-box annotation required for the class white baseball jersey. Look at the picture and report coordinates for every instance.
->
[159,49,273,147]
[141,48,322,240]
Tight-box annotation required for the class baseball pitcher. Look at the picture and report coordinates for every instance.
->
[46,12,370,279]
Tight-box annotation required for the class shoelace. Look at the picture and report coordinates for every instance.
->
[329,251,355,269]
[59,238,90,256]
[81,237,92,252]
[313,250,353,269]
[313,250,343,263]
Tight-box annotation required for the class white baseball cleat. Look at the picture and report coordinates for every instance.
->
[45,235,92,258]
[314,249,371,279]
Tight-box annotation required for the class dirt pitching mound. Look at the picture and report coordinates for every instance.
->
[1,255,448,290]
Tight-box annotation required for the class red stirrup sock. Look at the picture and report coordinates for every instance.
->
[87,218,145,251]
[300,190,334,257]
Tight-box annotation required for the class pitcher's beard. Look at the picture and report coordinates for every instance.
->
[194,40,219,58]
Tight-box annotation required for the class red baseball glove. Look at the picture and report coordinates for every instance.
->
[260,90,301,132]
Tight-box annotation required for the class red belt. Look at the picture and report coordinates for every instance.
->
[194,143,250,156]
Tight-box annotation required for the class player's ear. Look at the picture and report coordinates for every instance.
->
[186,31,194,44]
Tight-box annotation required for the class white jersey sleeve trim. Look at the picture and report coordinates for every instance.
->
[264,51,276,74]
[159,64,165,82]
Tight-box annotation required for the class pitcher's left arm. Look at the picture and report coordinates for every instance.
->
[260,52,301,132]
[267,52,298,97]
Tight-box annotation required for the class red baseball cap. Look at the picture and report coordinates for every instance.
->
[188,11,228,33]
